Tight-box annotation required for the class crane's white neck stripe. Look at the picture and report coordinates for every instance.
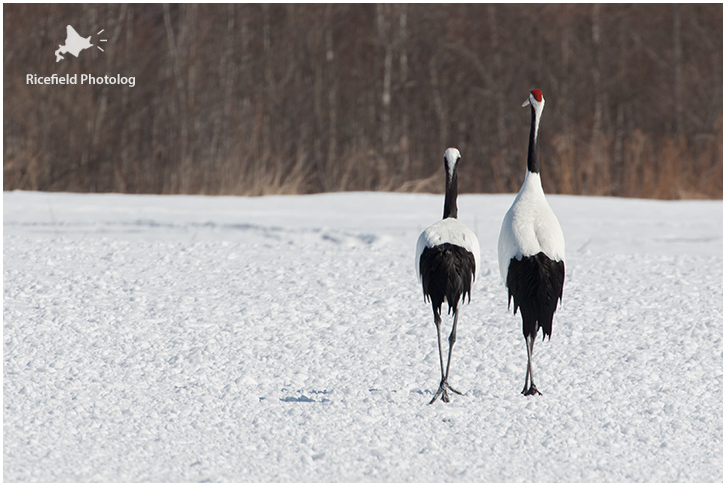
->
[448,160,456,181]
[444,148,460,182]
[532,100,544,142]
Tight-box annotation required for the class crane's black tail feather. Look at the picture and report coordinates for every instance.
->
[506,252,564,339]
[420,243,476,318]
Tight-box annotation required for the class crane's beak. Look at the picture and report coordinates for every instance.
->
[522,98,531,108]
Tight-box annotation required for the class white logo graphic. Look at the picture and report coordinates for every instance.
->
[55,25,107,62]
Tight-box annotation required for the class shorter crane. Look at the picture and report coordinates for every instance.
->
[416,148,480,404]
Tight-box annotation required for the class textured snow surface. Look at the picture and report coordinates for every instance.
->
[4,190,723,482]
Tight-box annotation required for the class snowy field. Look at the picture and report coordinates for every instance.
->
[3,190,723,482]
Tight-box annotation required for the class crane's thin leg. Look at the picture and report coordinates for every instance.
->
[443,309,463,396]
[430,309,464,404]
[521,336,531,395]
[434,313,446,383]
[429,313,448,404]
[523,334,541,396]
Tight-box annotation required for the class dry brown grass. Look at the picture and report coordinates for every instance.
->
[3,4,721,201]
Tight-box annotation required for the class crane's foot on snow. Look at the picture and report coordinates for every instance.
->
[522,384,542,396]
[429,380,463,404]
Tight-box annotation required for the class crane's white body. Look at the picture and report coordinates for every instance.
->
[416,217,481,284]
[498,169,565,283]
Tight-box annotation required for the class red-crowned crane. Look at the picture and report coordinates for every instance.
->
[497,89,565,396]
[416,147,480,404]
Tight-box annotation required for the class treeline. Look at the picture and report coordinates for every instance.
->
[3,4,722,198]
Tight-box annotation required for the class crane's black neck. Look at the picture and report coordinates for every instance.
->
[527,105,540,174]
[443,169,458,219]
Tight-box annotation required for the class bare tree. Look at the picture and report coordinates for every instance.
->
[3,4,722,199]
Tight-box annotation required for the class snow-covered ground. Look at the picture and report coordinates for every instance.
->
[3,190,723,482]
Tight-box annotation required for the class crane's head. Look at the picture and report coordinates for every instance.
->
[522,89,545,111]
[443,147,461,181]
